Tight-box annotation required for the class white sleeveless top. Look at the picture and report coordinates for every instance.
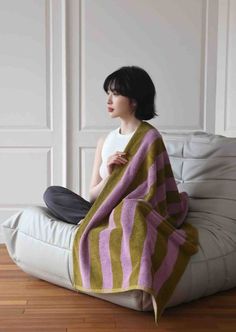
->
[99,126,137,179]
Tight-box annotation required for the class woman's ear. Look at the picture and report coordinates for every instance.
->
[129,98,137,114]
[131,99,137,107]
[132,101,137,112]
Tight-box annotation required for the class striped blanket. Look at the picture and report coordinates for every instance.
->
[72,121,199,326]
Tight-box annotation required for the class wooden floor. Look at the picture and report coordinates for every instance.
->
[0,244,236,332]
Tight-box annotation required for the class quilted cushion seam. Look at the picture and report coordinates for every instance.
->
[16,229,72,251]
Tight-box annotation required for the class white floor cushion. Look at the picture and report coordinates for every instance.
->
[2,130,236,311]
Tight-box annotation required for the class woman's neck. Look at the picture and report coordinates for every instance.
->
[119,120,142,135]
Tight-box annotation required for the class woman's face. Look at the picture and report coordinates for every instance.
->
[106,90,135,119]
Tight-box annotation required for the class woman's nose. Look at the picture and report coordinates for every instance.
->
[107,94,112,103]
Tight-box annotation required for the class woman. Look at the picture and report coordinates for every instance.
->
[43,65,158,225]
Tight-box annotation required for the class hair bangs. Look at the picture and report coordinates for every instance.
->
[103,73,130,97]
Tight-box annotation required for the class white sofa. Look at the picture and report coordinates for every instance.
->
[2,131,236,312]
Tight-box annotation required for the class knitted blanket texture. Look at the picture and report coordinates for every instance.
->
[72,121,199,326]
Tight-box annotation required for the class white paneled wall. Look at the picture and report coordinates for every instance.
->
[0,0,235,243]
[69,0,218,200]
[0,0,66,243]
[215,0,236,137]
[82,0,214,132]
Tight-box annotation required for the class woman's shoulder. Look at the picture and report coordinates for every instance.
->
[98,127,118,144]
[142,122,163,141]
[96,129,114,148]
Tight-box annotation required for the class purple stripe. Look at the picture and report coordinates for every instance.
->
[120,199,137,289]
[124,149,180,214]
[125,158,159,201]
[125,149,180,213]
[126,151,165,204]
[79,129,158,287]
[167,195,187,215]
[150,178,181,209]
[164,177,180,191]
[125,180,148,199]
[153,229,186,294]
[138,210,164,287]
[99,210,116,289]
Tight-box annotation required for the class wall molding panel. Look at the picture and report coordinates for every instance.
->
[0,0,67,243]
[215,0,236,136]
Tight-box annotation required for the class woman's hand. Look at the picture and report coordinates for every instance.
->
[107,151,128,175]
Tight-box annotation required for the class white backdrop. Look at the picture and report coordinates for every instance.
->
[0,0,235,243]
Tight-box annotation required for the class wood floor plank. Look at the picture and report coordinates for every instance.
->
[0,243,236,331]
[0,329,67,332]
[0,300,27,305]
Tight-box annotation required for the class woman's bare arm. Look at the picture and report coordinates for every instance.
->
[89,136,109,204]
[89,176,109,204]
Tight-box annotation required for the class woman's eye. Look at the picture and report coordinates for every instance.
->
[106,91,118,96]
[106,90,119,97]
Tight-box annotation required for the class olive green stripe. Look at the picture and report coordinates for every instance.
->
[127,160,172,202]
[125,137,166,194]
[155,222,199,321]
[151,164,175,188]
[162,163,173,178]
[165,215,181,226]
[166,211,187,226]
[155,246,192,321]
[132,162,171,195]
[155,189,183,213]
[72,234,82,287]
[156,200,167,215]
[110,202,123,288]
[166,191,182,203]
[151,219,175,273]
[180,221,199,254]
[73,121,152,287]
[129,201,152,286]
[143,164,167,203]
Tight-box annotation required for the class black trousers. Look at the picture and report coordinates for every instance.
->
[43,185,93,225]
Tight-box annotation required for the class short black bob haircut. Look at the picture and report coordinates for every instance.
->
[103,65,158,121]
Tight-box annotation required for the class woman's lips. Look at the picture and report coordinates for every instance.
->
[108,107,114,112]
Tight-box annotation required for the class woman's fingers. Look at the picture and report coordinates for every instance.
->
[117,156,128,163]
[116,151,126,155]
[112,159,127,165]
[108,156,127,165]
[107,152,128,169]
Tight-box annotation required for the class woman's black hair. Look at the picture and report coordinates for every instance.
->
[103,65,158,120]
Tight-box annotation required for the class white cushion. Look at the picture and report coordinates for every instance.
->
[2,131,236,311]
